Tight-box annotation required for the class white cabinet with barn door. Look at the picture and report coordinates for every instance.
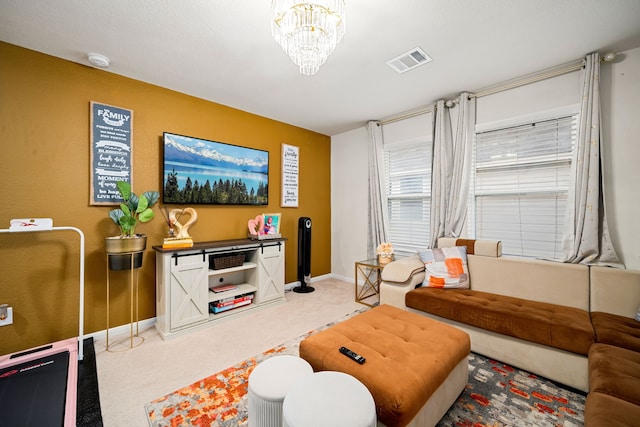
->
[154,238,286,339]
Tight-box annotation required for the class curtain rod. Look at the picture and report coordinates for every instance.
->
[469,59,585,99]
[377,105,433,126]
[378,58,586,126]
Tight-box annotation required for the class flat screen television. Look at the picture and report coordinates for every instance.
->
[162,132,269,205]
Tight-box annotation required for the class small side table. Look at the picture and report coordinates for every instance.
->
[248,355,313,427]
[106,251,144,351]
[354,258,387,307]
[283,371,376,427]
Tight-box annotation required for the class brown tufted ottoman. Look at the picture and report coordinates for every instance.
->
[299,304,470,427]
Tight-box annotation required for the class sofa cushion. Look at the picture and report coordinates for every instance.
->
[417,246,469,289]
[437,237,502,257]
[590,266,640,318]
[591,311,640,352]
[381,254,424,283]
[584,392,640,427]
[405,288,595,355]
[589,343,640,406]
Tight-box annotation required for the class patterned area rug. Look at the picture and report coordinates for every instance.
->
[436,353,585,427]
[145,309,366,427]
[145,310,586,427]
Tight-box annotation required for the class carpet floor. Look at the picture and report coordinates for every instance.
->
[145,310,586,427]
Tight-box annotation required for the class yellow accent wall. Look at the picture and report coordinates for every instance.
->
[0,42,331,354]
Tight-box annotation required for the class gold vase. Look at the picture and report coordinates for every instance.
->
[105,235,147,270]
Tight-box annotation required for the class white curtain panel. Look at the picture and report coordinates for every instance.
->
[366,121,389,259]
[560,52,622,266]
[445,92,475,237]
[429,94,476,248]
[429,100,451,248]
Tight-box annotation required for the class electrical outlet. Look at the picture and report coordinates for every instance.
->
[0,307,13,326]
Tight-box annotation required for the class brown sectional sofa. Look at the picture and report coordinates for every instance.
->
[586,267,640,426]
[380,238,640,426]
[405,287,595,356]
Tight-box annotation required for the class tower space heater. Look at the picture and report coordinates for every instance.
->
[294,217,314,293]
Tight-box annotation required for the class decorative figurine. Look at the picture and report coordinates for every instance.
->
[248,215,264,236]
[169,208,197,239]
[161,207,197,248]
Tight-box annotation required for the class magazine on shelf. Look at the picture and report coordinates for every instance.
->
[210,283,239,293]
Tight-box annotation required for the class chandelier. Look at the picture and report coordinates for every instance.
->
[271,0,346,76]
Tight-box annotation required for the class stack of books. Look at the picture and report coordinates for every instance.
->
[162,237,193,249]
[210,292,254,314]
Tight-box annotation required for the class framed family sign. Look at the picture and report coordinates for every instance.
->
[281,143,299,207]
[90,101,133,205]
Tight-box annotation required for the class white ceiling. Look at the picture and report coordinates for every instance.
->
[2,0,640,136]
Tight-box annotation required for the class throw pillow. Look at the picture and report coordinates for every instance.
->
[636,306,640,322]
[417,246,469,289]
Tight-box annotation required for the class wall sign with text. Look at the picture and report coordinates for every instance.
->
[90,101,133,205]
[281,144,299,207]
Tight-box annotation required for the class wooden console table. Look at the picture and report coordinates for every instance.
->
[153,238,286,339]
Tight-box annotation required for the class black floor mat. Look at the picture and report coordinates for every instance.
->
[77,337,103,426]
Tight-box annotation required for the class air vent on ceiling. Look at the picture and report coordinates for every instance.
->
[386,47,432,74]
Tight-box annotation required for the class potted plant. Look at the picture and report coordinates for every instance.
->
[105,181,160,270]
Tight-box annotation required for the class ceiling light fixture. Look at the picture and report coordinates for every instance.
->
[87,52,110,68]
[271,0,346,76]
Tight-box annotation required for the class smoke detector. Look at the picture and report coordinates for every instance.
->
[386,47,432,74]
[88,52,110,68]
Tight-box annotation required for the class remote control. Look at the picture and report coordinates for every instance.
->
[339,346,366,364]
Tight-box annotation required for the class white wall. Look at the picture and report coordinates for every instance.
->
[331,46,640,277]
[601,47,640,269]
[476,70,581,125]
[331,126,369,282]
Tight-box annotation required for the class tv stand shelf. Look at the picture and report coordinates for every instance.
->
[208,282,257,303]
[153,238,286,339]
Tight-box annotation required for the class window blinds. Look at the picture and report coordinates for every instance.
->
[384,142,431,255]
[472,115,577,258]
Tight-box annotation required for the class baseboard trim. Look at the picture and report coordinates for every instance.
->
[285,273,338,291]
[330,273,353,284]
[83,318,157,342]
[89,274,352,339]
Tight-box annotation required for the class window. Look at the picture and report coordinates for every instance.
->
[470,114,577,258]
[384,141,432,256]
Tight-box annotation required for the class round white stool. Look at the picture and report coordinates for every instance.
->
[248,355,313,427]
[282,371,377,427]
